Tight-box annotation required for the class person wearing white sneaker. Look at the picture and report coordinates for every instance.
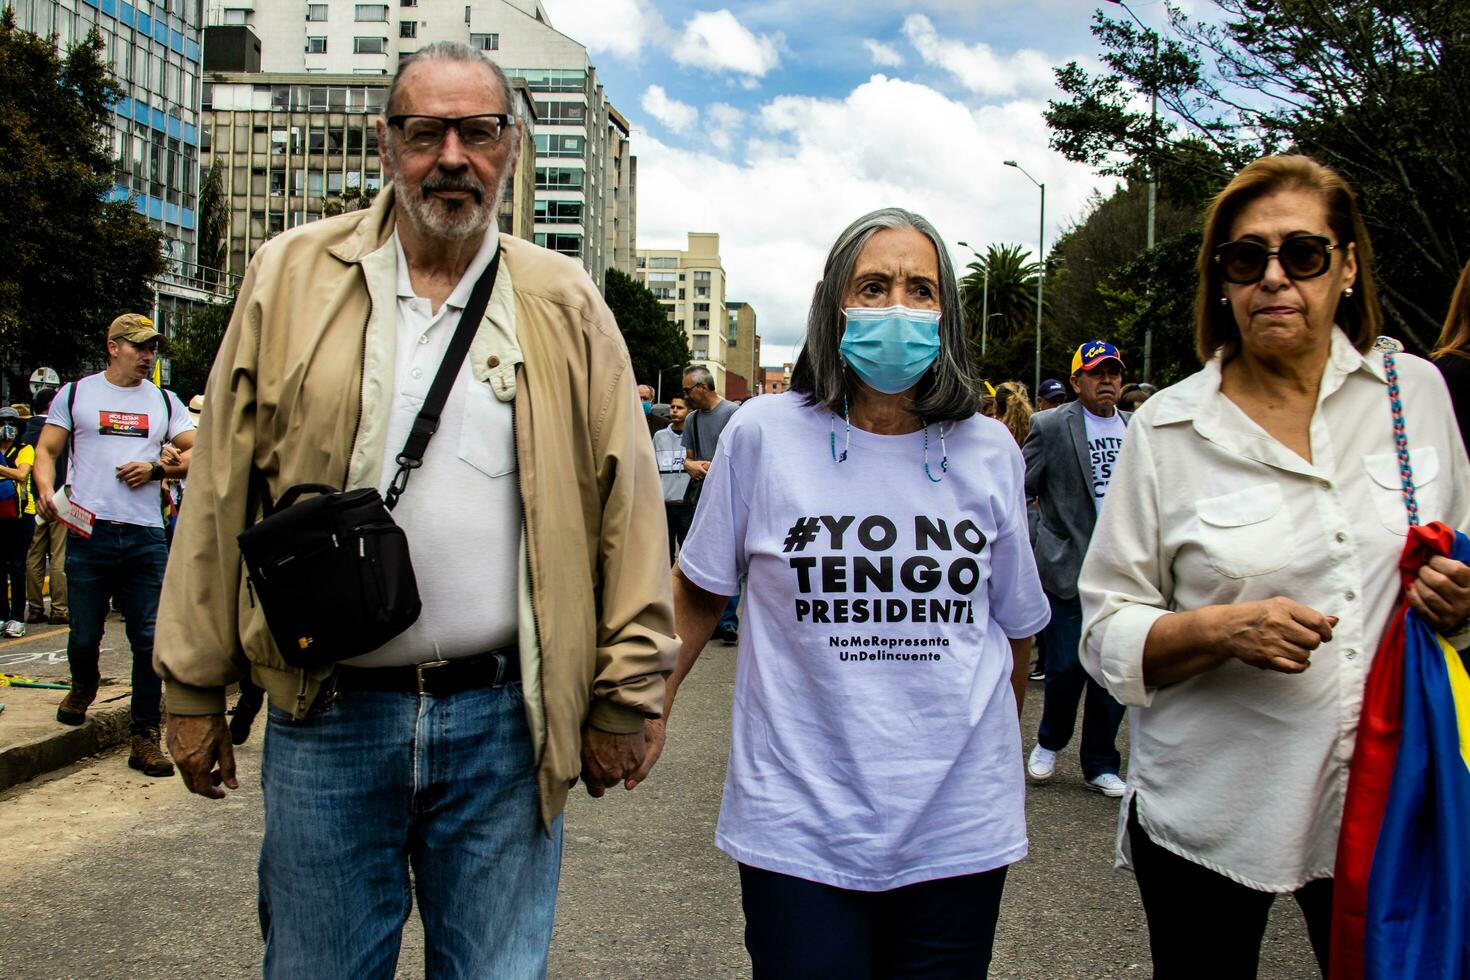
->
[1022,341,1131,792]
[1085,772,1125,797]
[0,407,36,642]
[3,619,25,638]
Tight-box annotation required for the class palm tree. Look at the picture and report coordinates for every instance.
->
[959,244,1041,380]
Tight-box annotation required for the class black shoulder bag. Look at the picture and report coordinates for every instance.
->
[237,249,501,669]
[681,410,704,507]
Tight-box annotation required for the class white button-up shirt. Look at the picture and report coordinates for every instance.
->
[345,229,521,668]
[1079,327,1470,891]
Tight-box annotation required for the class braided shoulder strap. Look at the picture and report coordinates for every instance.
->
[1383,351,1420,527]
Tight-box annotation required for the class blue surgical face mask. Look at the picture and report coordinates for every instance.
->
[0,425,14,442]
[838,306,943,394]
[641,400,653,415]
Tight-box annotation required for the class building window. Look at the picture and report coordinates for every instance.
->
[305,36,327,53]
[533,233,583,258]
[222,7,247,23]
[533,133,584,158]
[400,0,416,5]
[534,167,584,190]
[353,36,386,53]
[469,33,498,50]
[693,271,711,284]
[534,200,582,224]
[695,287,710,298]
[354,4,387,20]
[532,100,587,125]
[306,3,327,19]
[463,4,469,21]
[649,256,677,269]
[399,20,415,36]
[694,303,710,312]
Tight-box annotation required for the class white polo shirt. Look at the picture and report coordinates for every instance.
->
[346,230,520,668]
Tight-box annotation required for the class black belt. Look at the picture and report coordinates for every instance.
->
[334,648,520,696]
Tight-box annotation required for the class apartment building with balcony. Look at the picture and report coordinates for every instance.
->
[724,300,759,399]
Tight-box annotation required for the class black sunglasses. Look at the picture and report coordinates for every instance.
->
[1213,235,1340,285]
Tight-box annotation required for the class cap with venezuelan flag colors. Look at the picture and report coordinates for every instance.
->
[1071,340,1124,376]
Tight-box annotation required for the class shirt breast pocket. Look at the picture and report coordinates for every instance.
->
[458,381,516,479]
[1362,446,1439,535]
[1194,483,1293,579]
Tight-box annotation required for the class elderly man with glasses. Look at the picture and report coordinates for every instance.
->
[154,43,676,976]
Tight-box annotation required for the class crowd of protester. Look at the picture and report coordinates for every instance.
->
[23,39,1470,977]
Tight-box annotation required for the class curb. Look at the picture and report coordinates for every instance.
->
[0,701,132,792]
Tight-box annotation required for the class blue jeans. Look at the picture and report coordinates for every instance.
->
[1036,591,1126,780]
[718,580,742,633]
[259,683,563,979]
[65,523,167,735]
[0,514,35,621]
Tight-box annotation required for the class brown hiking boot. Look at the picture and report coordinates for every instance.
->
[56,683,99,726]
[128,729,175,777]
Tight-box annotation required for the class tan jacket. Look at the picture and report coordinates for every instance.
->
[154,187,677,825]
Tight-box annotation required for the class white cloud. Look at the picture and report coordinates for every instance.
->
[633,74,1110,364]
[640,85,698,133]
[902,13,1056,98]
[672,9,782,78]
[704,102,745,152]
[863,39,904,67]
[536,0,666,60]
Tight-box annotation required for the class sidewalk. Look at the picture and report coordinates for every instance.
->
[0,616,141,790]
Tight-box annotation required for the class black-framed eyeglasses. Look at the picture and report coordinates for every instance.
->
[387,113,514,150]
[682,384,706,395]
[1213,235,1340,285]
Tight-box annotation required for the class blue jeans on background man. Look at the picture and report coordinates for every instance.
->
[1035,591,1126,780]
[0,514,35,621]
[65,523,167,735]
[259,682,563,978]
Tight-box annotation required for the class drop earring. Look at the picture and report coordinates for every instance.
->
[1220,296,1230,306]
[1344,286,1354,298]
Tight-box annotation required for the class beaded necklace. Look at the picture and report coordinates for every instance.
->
[828,398,950,482]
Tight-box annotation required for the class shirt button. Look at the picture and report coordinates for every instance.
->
[1345,649,1358,660]
[1346,590,1356,601]
[418,334,429,345]
[411,368,423,380]
[1335,531,1347,543]
[487,356,500,369]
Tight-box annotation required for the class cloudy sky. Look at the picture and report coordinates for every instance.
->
[537,0,1165,364]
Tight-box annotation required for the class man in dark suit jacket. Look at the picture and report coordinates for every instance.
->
[1022,340,1131,796]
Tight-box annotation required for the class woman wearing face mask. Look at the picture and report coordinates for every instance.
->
[630,208,1049,976]
[0,407,36,638]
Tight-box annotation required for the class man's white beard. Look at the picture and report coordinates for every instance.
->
[394,170,507,242]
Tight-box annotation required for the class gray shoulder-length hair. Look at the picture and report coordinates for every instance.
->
[790,208,981,423]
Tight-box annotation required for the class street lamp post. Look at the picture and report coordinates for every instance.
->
[1107,0,1158,382]
[1003,161,1045,396]
[656,361,684,404]
[956,241,991,358]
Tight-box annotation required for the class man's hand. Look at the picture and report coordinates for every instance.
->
[1211,597,1337,673]
[116,461,154,488]
[683,459,711,481]
[35,488,59,523]
[1410,555,1470,633]
[168,713,239,799]
[580,726,646,798]
[160,445,182,467]
[625,717,666,790]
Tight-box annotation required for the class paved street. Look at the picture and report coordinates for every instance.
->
[0,641,1321,979]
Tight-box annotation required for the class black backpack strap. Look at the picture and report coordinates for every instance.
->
[384,247,502,509]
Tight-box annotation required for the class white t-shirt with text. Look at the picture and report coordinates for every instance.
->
[678,393,1050,891]
[1083,406,1127,512]
[49,374,193,527]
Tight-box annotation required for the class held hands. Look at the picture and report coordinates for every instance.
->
[160,445,182,467]
[625,717,667,790]
[167,713,239,799]
[1409,556,1470,634]
[1213,597,1338,674]
[580,726,647,797]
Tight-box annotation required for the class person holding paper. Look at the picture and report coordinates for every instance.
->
[654,393,693,564]
[32,313,194,777]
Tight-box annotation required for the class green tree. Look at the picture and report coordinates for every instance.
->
[322,185,375,217]
[602,268,690,398]
[1046,2,1470,351]
[0,12,166,375]
[167,296,234,400]
[196,160,227,284]
[959,244,1044,383]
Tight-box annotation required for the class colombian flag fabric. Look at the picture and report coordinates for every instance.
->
[1332,522,1470,979]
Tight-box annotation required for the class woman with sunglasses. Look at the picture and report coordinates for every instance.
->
[1077,155,1470,977]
